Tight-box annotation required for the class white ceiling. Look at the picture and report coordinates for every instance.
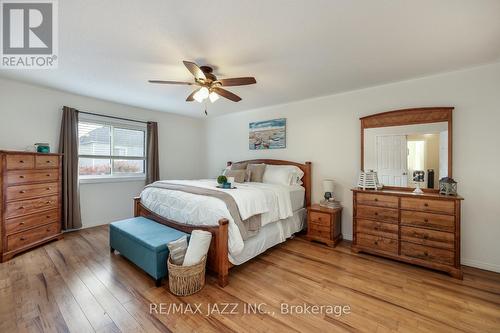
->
[2,0,500,117]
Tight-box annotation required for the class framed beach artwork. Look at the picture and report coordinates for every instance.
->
[249,118,286,150]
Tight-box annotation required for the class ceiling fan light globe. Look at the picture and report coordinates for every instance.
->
[198,87,209,99]
[209,91,219,103]
[193,90,205,103]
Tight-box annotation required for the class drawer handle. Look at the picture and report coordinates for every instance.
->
[424,219,429,222]
[374,212,378,216]
[19,175,25,179]
[46,201,53,204]
[46,174,51,177]
[19,190,26,194]
[46,228,51,232]
[374,241,378,245]
[19,160,25,163]
[374,198,379,202]
[20,237,26,241]
[424,203,429,207]
[423,235,429,240]
[18,206,25,210]
[46,187,51,190]
[19,221,25,225]
[46,160,51,163]
[374,226,379,231]
[424,251,429,256]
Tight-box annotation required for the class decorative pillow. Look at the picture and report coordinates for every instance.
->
[245,169,252,182]
[262,165,293,185]
[247,163,266,182]
[167,235,188,265]
[224,169,246,183]
[230,162,248,170]
[263,165,305,186]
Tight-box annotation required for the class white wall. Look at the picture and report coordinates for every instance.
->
[205,62,500,272]
[0,78,205,228]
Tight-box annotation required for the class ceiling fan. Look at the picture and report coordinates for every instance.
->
[149,61,256,104]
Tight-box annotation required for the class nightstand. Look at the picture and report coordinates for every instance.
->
[306,204,342,247]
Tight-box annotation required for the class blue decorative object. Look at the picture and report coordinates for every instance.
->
[35,143,50,153]
[109,217,188,286]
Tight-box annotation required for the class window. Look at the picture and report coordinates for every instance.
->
[78,115,146,181]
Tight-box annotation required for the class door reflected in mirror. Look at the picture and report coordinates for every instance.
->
[363,122,448,189]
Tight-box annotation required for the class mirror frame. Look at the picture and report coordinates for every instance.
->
[360,107,454,191]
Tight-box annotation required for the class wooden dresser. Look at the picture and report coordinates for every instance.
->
[0,151,63,262]
[352,189,463,278]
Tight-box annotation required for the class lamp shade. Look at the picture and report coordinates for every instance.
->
[323,179,334,193]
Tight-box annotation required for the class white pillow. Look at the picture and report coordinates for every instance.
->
[262,164,305,186]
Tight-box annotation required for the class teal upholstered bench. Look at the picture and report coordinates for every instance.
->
[109,217,188,287]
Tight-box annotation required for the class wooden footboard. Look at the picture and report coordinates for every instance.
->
[134,197,230,287]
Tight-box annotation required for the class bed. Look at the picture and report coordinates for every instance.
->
[133,159,311,287]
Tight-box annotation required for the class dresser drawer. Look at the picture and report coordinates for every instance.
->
[35,155,59,169]
[401,197,455,215]
[6,170,59,185]
[357,205,398,223]
[401,210,455,232]
[401,226,454,250]
[5,195,59,219]
[357,193,398,208]
[401,241,454,266]
[357,219,398,239]
[309,211,331,226]
[357,233,397,254]
[6,154,34,170]
[6,222,59,252]
[308,221,331,238]
[6,182,59,201]
[5,209,59,235]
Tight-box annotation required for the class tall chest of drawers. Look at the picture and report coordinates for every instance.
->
[0,151,63,262]
[352,189,463,279]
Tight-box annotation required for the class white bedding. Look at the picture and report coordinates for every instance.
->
[289,185,305,211]
[140,179,303,256]
[229,208,306,265]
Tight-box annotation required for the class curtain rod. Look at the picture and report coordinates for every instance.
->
[77,110,149,125]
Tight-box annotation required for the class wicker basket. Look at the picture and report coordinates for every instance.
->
[167,255,207,296]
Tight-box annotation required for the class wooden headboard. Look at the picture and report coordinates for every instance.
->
[227,159,312,207]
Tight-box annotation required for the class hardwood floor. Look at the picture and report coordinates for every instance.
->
[1,225,499,333]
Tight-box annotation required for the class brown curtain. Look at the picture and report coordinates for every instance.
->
[146,121,160,184]
[59,106,82,230]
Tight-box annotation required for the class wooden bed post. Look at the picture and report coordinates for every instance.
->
[217,218,230,287]
[134,197,141,217]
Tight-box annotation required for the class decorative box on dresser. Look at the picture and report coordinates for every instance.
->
[351,189,463,279]
[0,151,63,262]
[306,204,343,247]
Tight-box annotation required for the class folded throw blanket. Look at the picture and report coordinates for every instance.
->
[146,182,262,240]
[183,230,212,266]
[167,235,188,265]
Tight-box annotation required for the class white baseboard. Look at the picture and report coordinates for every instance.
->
[461,259,500,273]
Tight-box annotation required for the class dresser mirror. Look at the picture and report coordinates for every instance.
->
[361,107,453,191]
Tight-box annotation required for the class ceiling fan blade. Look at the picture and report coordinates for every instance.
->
[148,80,193,85]
[219,77,256,86]
[183,61,206,80]
[186,88,201,102]
[213,87,242,102]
